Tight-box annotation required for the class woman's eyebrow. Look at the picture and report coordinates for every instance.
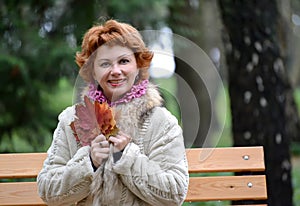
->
[97,53,134,62]
[97,58,110,61]
[118,53,134,58]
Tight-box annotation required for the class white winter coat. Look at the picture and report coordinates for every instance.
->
[37,83,189,205]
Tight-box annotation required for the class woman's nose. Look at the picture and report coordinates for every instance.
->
[110,64,122,75]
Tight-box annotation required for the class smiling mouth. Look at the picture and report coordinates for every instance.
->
[108,79,126,86]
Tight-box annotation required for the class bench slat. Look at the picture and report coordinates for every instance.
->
[0,176,267,205]
[187,146,265,173]
[0,147,265,178]
[186,175,267,202]
[0,182,46,206]
[0,153,47,179]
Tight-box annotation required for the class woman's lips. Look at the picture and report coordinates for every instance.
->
[108,79,126,87]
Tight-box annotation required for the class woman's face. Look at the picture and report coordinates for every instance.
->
[93,45,139,101]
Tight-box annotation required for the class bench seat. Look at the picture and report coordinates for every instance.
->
[0,146,267,205]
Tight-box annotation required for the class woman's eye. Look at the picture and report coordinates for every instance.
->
[100,62,111,68]
[119,58,130,65]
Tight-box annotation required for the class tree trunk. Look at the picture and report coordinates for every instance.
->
[168,0,220,148]
[218,0,294,205]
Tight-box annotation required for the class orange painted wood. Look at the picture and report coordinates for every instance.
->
[0,182,46,206]
[186,146,265,173]
[186,175,267,202]
[0,146,267,205]
[0,153,47,178]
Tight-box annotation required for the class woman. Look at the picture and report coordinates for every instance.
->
[37,19,189,206]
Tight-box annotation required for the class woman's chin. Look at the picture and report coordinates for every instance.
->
[108,90,126,101]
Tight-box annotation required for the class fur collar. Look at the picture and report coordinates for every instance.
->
[113,82,163,140]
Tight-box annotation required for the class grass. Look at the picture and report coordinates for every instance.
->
[292,155,300,205]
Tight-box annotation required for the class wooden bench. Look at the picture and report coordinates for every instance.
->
[0,146,267,205]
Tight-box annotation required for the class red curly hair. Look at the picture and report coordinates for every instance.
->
[76,20,153,82]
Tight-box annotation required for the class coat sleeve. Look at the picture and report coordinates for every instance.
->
[112,107,189,206]
[37,107,94,206]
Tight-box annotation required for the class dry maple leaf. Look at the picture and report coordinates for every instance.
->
[94,100,119,139]
[70,96,119,146]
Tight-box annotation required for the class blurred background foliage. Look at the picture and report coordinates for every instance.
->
[1,0,300,205]
[2,0,299,151]
[0,0,172,152]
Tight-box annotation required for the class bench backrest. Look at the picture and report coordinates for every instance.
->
[0,146,267,205]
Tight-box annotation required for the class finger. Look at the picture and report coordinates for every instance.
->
[92,134,106,144]
[91,135,106,148]
[91,147,110,157]
[108,137,121,149]
[110,135,130,146]
[117,131,132,142]
[95,152,109,161]
[118,131,127,136]
[98,147,110,154]
[99,140,110,148]
[90,150,110,167]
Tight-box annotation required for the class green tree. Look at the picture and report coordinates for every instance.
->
[0,0,97,152]
[0,0,171,152]
[97,0,168,29]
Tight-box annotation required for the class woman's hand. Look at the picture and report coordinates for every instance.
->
[90,134,110,168]
[108,131,132,153]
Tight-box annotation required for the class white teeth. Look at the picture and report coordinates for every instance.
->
[110,80,123,83]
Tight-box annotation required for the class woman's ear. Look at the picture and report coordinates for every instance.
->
[134,71,140,83]
[138,68,149,81]
[91,60,98,82]
[92,69,96,80]
[86,51,97,83]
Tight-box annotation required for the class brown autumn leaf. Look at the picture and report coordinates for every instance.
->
[94,100,119,140]
[70,96,119,146]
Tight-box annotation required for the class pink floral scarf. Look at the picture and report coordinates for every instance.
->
[88,80,149,106]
